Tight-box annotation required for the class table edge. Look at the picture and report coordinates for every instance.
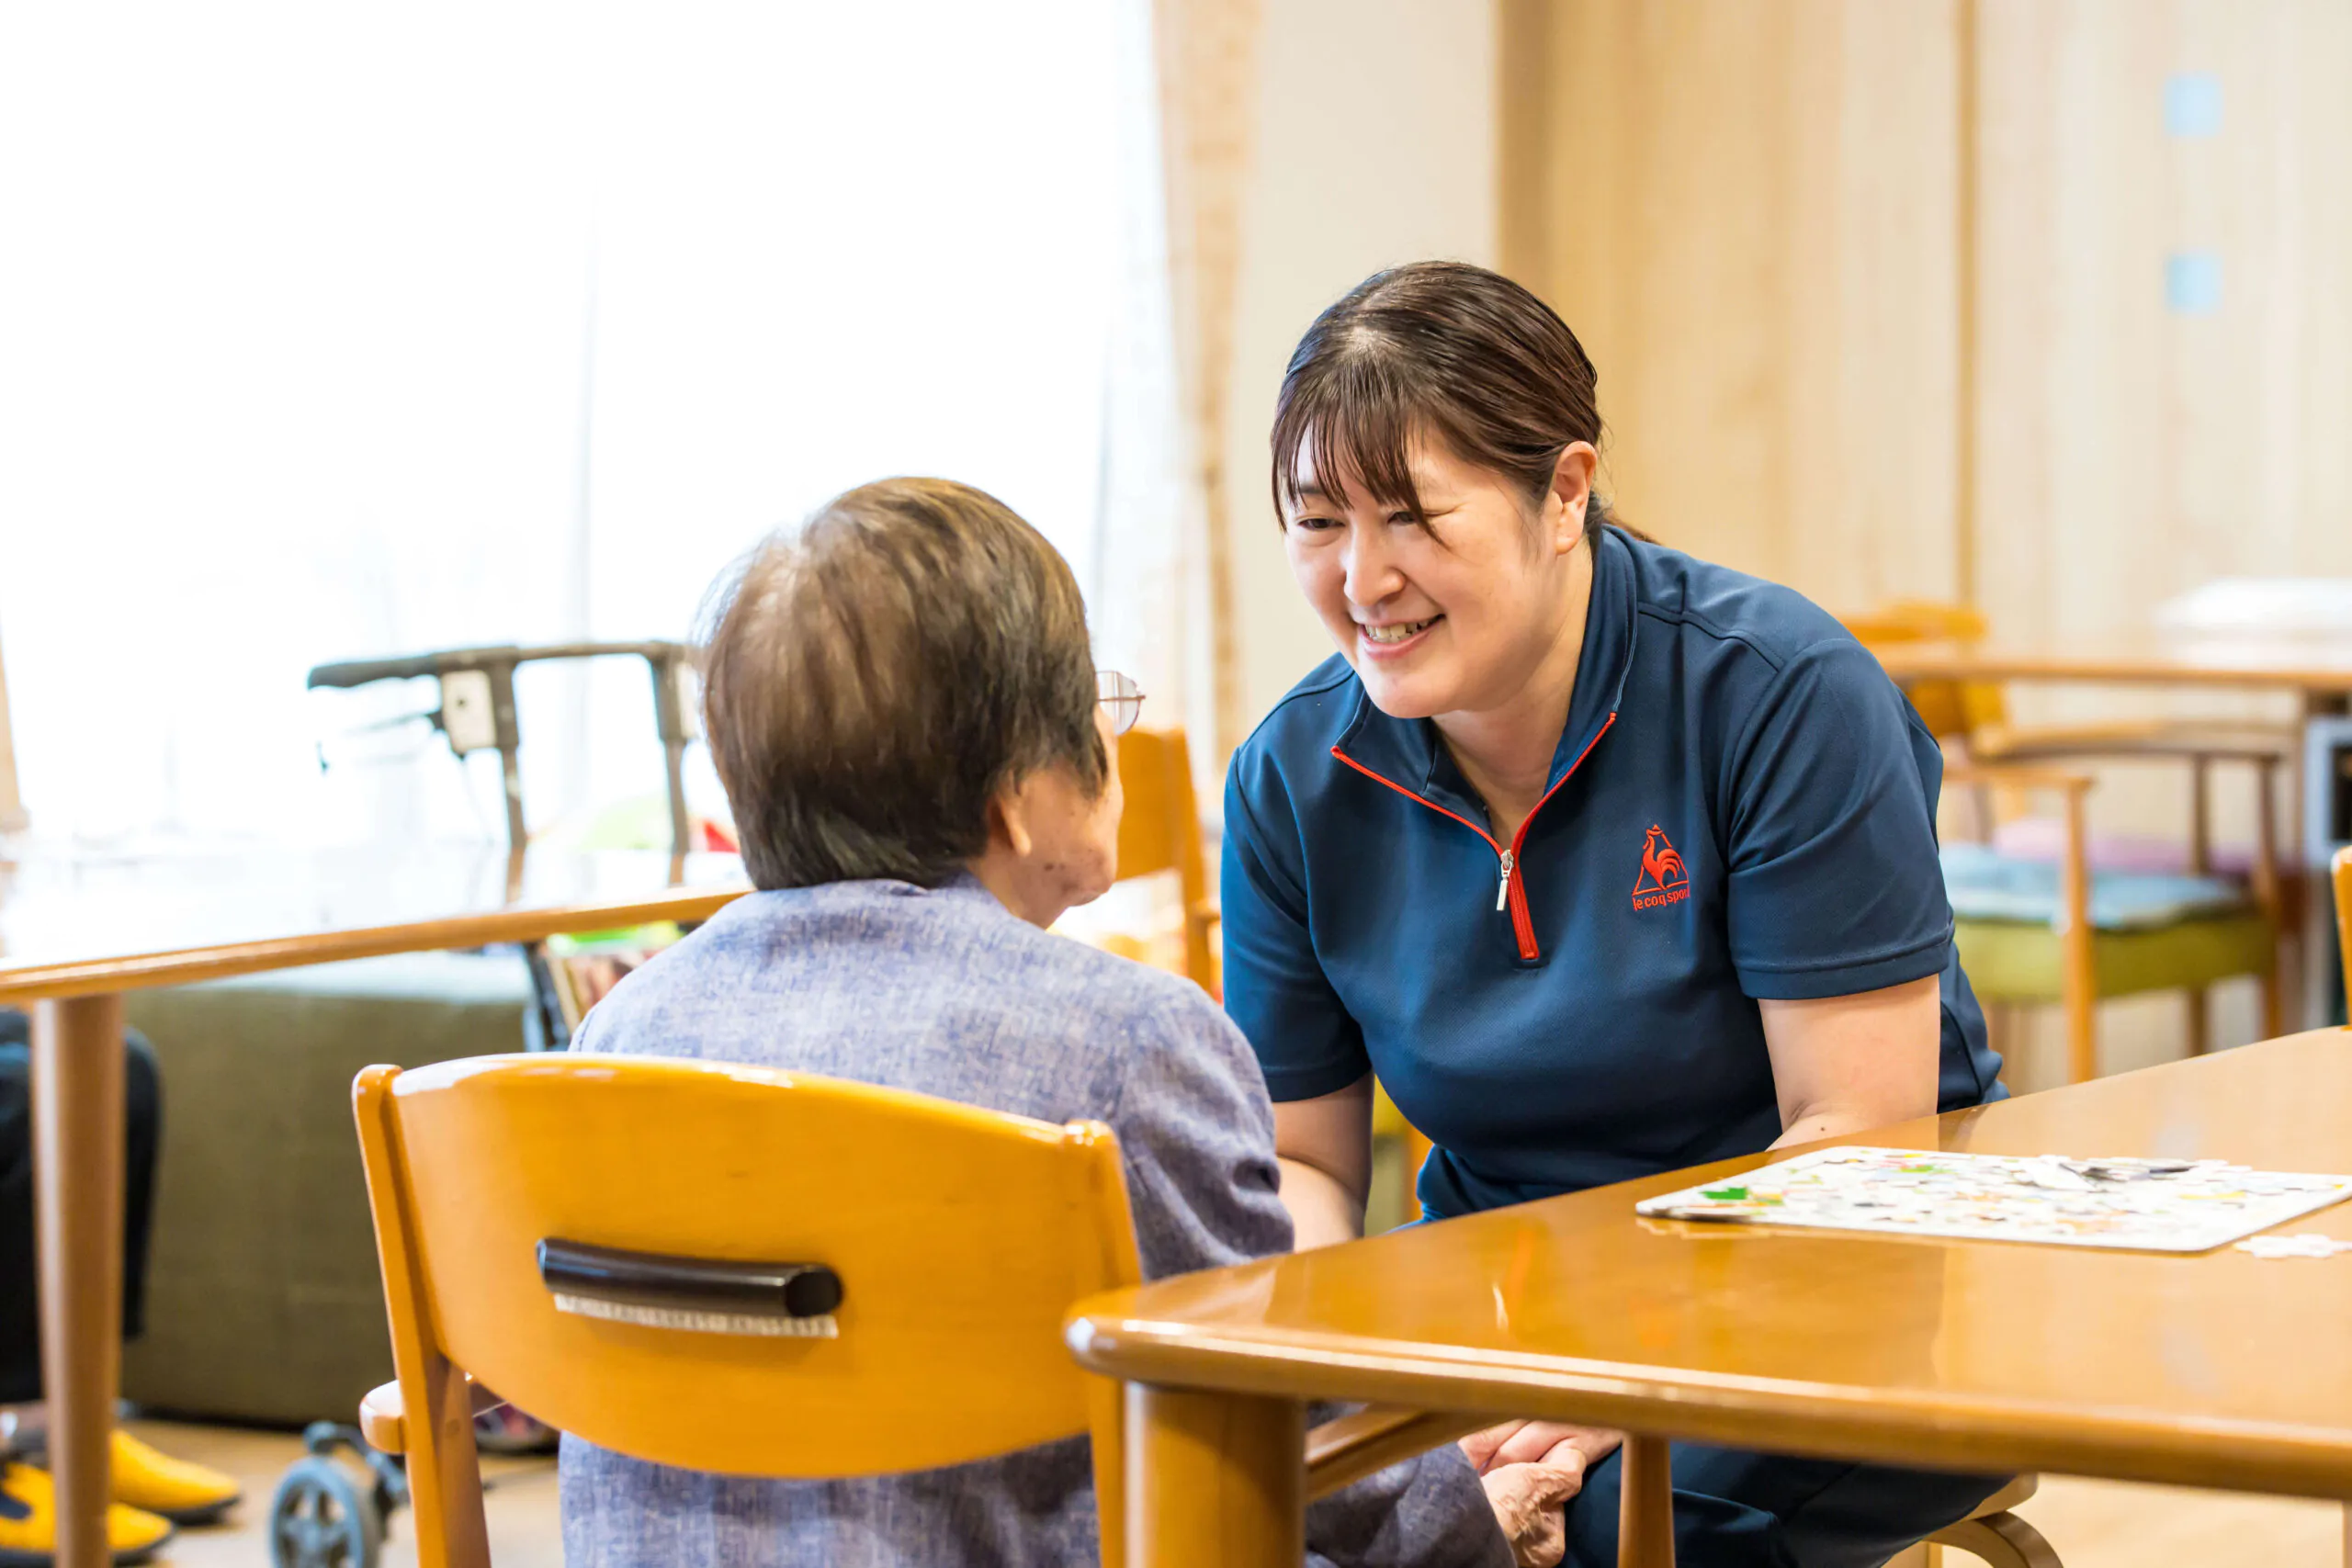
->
[1065,1315,2352,1500]
[0,885,752,1000]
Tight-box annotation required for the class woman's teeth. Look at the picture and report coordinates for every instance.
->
[1363,617,1436,645]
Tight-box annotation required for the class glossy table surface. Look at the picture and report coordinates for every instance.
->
[0,843,752,1000]
[1070,1029,2352,1500]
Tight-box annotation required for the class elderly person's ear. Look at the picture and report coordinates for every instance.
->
[971,714,1123,929]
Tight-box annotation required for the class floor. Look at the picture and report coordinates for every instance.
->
[128,1416,2347,1567]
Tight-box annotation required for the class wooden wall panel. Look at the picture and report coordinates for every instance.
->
[1976,0,2352,662]
[1498,0,2352,628]
[1498,0,1962,613]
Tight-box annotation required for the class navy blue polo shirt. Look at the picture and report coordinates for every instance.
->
[1221,526,2002,1220]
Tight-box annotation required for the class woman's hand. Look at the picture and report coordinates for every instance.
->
[1476,1460,1585,1568]
[1463,1419,1623,1476]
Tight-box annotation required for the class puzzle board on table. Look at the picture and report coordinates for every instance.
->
[1634,1146,2352,1253]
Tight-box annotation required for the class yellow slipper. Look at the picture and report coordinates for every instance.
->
[106,1429,242,1526]
[0,1458,175,1566]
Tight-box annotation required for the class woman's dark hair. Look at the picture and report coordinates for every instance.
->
[697,477,1106,892]
[1270,260,1635,539]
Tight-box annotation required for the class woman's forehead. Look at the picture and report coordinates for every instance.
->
[1285,429,1462,510]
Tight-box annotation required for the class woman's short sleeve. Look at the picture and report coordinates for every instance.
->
[1219,750,1373,1100]
[1722,638,1955,999]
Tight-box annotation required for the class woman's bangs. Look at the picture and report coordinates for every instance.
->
[1272,364,1430,524]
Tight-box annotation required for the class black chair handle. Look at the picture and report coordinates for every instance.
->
[537,1238,843,1319]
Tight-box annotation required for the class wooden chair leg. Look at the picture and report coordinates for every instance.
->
[2185,987,2210,1056]
[1927,1511,2063,1568]
[2057,783,2098,1083]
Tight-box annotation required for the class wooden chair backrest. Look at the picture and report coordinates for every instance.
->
[1841,599,2007,742]
[2335,846,2352,1022]
[355,1055,1143,1568]
[1114,728,1216,989]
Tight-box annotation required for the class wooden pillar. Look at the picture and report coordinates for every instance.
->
[32,994,126,1568]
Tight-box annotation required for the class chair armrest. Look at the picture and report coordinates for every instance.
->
[1305,1407,1493,1501]
[1974,718,2292,765]
[358,1374,506,1456]
[1941,763,2095,796]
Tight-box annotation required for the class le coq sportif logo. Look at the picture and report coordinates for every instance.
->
[1633,824,1689,910]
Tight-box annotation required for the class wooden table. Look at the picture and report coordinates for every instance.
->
[1069,1028,2352,1567]
[0,844,750,1568]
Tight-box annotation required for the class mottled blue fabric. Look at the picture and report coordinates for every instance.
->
[560,875,1508,1568]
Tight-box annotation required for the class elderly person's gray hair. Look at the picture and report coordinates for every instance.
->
[696,477,1106,892]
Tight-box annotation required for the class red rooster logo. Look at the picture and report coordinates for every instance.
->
[1633,824,1689,908]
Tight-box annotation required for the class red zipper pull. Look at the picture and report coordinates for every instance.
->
[1496,851,1513,911]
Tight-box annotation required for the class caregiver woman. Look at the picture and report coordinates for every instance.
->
[1221,261,2008,1568]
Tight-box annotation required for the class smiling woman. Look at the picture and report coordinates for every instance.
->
[1222,262,2009,1568]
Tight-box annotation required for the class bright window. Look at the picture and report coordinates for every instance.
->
[0,1,1137,844]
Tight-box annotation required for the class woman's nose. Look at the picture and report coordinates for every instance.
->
[1341,529,1403,609]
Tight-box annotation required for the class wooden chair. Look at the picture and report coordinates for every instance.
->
[1114,729,1429,1232]
[1113,727,1220,994]
[2335,846,2352,1020]
[1924,1475,2060,1566]
[350,1053,1476,1568]
[1847,602,2288,1082]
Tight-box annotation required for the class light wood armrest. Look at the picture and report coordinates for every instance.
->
[1978,726,2289,766]
[358,1374,506,1455]
[1940,763,2094,795]
[1305,1407,1492,1501]
[1974,718,2292,765]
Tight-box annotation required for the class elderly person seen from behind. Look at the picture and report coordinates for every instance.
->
[557,477,1581,1568]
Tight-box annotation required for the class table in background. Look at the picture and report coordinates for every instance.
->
[1070,1028,2352,1568]
[0,844,751,1568]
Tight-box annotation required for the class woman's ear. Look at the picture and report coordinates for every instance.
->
[1549,440,1599,554]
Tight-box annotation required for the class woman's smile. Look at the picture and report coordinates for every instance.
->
[1357,614,1442,656]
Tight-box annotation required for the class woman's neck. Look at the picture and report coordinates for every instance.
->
[1433,540,1595,846]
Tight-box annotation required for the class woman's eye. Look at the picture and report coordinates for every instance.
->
[1386,511,1418,527]
[1292,514,1340,532]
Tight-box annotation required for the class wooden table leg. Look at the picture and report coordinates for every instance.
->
[32,995,125,1568]
[1620,1432,1676,1568]
[1124,1383,1304,1568]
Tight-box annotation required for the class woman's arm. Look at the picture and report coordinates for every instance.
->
[1758,974,1941,1146]
[1272,1074,1374,1249]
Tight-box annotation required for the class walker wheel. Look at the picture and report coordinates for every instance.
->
[267,1455,384,1568]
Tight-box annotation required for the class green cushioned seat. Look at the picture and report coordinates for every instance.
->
[120,951,532,1425]
[1954,909,2277,1004]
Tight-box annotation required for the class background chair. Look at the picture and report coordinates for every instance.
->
[2336,847,2352,1019]
[1847,603,2288,1082]
[351,1054,1468,1568]
[1107,727,1221,993]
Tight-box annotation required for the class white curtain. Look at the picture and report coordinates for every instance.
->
[0,1,1169,846]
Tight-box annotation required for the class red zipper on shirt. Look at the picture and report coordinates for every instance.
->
[1329,712,1617,961]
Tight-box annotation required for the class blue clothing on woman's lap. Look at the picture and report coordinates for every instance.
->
[560,876,1509,1568]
